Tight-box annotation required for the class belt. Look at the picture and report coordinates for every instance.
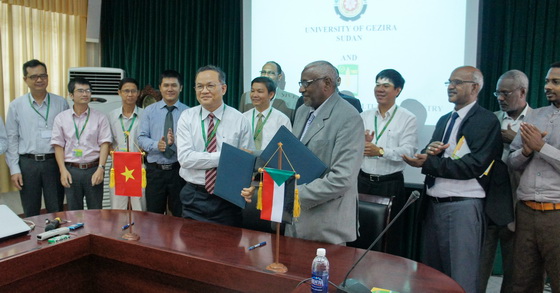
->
[359,170,403,182]
[21,153,55,161]
[149,162,180,171]
[187,182,208,192]
[523,200,560,211]
[429,196,474,203]
[66,160,99,170]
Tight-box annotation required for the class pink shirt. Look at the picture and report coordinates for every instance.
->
[51,107,112,163]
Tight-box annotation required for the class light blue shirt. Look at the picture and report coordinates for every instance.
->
[138,100,189,164]
[0,118,7,155]
[5,92,69,174]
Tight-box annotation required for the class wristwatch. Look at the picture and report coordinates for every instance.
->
[98,165,105,170]
[378,147,385,157]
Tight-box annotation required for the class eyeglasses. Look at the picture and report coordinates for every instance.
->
[299,77,327,88]
[194,83,221,92]
[75,89,92,94]
[260,70,278,76]
[27,74,48,81]
[493,87,522,98]
[121,89,139,95]
[444,80,477,86]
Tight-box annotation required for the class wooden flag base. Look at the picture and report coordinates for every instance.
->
[122,232,140,241]
[266,262,288,273]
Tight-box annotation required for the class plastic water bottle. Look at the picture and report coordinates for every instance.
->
[311,248,329,293]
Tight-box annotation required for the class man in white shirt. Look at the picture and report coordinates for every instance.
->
[108,77,145,211]
[243,76,292,152]
[358,69,417,257]
[5,59,69,216]
[0,118,7,155]
[176,65,254,227]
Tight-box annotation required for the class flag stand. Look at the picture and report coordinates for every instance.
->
[264,143,294,274]
[119,133,140,241]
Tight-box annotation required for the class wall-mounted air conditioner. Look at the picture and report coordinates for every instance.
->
[68,67,125,115]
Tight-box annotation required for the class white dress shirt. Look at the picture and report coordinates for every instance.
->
[243,106,292,150]
[360,104,418,175]
[176,103,255,185]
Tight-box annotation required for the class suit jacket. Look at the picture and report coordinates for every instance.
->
[422,103,504,222]
[284,93,364,244]
[238,88,299,122]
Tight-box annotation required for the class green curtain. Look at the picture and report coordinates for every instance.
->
[100,0,242,107]
[478,0,560,111]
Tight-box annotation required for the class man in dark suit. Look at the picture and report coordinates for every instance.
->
[285,60,364,244]
[403,66,502,293]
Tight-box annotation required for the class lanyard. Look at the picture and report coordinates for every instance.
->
[73,108,91,142]
[251,108,273,140]
[200,104,226,151]
[119,108,137,139]
[374,105,398,144]
[28,93,50,127]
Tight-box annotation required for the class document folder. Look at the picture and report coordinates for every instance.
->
[214,143,256,208]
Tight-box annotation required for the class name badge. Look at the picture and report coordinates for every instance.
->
[72,149,83,157]
[41,130,52,139]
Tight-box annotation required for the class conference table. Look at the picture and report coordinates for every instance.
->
[0,210,464,292]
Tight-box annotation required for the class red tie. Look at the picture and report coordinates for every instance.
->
[205,113,217,194]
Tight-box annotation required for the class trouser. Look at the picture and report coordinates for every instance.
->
[19,155,64,216]
[145,163,184,217]
[512,202,560,293]
[478,223,514,293]
[65,166,103,210]
[180,182,242,227]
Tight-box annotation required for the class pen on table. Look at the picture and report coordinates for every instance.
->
[121,222,135,230]
[248,241,267,250]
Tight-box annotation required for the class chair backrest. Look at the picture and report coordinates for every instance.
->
[348,194,393,252]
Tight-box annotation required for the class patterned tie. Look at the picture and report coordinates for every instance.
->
[300,111,315,140]
[254,113,264,150]
[426,112,459,188]
[163,105,175,158]
[205,113,217,194]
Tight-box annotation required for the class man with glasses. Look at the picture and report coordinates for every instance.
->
[51,78,112,210]
[138,70,188,216]
[176,65,253,226]
[358,69,417,257]
[479,69,531,293]
[508,62,560,292]
[5,59,69,216]
[238,61,299,122]
[108,77,145,210]
[284,60,363,244]
[403,66,502,293]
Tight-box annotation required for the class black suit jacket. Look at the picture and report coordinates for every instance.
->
[422,103,512,225]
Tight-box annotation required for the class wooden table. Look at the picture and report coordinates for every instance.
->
[0,210,464,292]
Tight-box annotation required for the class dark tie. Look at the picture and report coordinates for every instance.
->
[163,105,175,158]
[254,113,264,150]
[205,113,217,194]
[426,112,459,188]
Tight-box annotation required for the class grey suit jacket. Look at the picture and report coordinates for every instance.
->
[284,93,364,244]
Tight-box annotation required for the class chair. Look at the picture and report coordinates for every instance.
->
[348,194,393,252]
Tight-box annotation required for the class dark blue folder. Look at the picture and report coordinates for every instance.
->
[259,126,327,184]
[214,143,256,209]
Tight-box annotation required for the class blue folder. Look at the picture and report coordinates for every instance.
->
[259,126,327,184]
[214,143,256,209]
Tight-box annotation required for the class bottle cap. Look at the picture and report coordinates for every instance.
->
[316,248,326,257]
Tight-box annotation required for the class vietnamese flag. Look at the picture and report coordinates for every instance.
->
[260,168,296,224]
[113,152,143,197]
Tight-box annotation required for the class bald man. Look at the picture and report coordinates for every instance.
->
[404,66,502,293]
